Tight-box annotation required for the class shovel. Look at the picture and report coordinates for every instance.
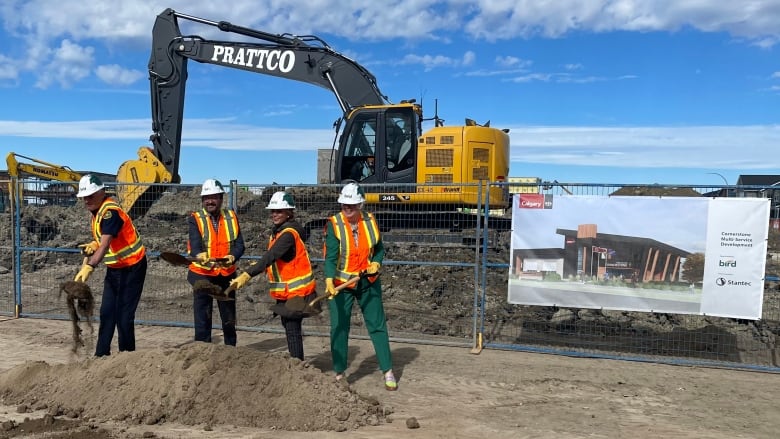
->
[273,272,378,318]
[192,279,235,301]
[160,252,229,267]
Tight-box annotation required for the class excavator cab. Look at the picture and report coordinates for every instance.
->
[335,104,420,186]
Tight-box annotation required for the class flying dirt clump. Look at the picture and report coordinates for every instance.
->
[0,343,385,431]
[59,280,95,353]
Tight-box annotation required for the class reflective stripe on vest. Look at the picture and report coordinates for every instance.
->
[92,198,145,268]
[189,208,240,276]
[330,211,379,283]
[266,227,315,300]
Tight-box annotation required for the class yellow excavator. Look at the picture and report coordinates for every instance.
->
[116,8,511,222]
[5,152,85,208]
[4,152,126,209]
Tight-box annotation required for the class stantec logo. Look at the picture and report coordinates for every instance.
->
[714,277,751,287]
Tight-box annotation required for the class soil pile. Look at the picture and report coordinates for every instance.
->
[0,343,384,432]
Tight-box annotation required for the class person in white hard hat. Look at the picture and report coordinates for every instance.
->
[323,182,397,390]
[228,190,316,360]
[187,178,245,346]
[75,174,147,357]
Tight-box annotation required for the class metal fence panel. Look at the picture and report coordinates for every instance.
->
[5,178,779,370]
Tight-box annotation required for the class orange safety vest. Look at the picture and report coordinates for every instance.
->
[91,198,145,268]
[188,208,240,276]
[328,211,380,285]
[266,227,315,300]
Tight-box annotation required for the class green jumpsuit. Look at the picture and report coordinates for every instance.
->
[324,219,393,374]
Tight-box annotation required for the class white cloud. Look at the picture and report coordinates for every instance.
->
[462,51,476,66]
[506,125,780,170]
[495,55,529,68]
[506,72,637,84]
[0,118,777,170]
[0,54,19,81]
[95,64,144,86]
[464,1,780,43]
[6,1,779,43]
[1,1,779,89]
[35,39,94,89]
[400,53,458,71]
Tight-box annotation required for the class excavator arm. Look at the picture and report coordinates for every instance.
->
[119,8,390,217]
[5,152,84,210]
[161,9,389,109]
[6,152,82,186]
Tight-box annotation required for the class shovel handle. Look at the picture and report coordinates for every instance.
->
[307,275,363,309]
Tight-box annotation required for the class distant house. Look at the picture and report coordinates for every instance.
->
[735,174,780,196]
[736,174,780,222]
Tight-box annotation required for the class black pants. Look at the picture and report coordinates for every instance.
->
[95,256,147,357]
[280,312,304,360]
[188,271,237,346]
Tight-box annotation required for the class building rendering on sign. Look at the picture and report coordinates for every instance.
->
[513,223,691,283]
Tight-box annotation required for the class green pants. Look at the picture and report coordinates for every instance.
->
[329,277,393,374]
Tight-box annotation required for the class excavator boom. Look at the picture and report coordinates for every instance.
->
[118,8,391,218]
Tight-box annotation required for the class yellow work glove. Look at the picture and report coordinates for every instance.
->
[366,261,381,275]
[74,264,94,283]
[220,254,236,267]
[195,252,210,264]
[78,242,99,256]
[325,278,337,299]
[229,272,251,291]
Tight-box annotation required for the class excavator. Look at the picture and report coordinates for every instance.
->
[5,152,84,208]
[117,8,511,221]
[5,152,120,208]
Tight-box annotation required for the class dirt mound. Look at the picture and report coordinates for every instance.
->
[0,343,384,432]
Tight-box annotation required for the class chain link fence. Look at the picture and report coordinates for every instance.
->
[1,178,778,371]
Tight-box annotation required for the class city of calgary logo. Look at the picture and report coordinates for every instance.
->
[518,194,552,209]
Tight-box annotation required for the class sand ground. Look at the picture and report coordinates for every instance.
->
[0,316,778,439]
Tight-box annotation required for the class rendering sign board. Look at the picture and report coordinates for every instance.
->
[509,195,769,319]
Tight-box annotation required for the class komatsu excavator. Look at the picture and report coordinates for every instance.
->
[6,152,84,208]
[4,152,125,211]
[118,8,511,219]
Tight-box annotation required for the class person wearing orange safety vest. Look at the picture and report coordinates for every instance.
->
[75,174,147,357]
[323,182,397,391]
[229,191,316,360]
[187,179,245,346]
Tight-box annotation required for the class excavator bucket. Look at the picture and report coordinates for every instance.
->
[116,146,176,218]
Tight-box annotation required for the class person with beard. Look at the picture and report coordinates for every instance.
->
[187,179,245,346]
[227,191,316,360]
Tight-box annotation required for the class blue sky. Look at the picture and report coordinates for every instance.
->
[1,0,778,186]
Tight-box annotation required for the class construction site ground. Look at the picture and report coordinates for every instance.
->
[0,317,777,439]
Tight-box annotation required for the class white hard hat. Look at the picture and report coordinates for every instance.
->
[338,182,365,204]
[266,191,296,210]
[76,174,106,198]
[201,179,226,196]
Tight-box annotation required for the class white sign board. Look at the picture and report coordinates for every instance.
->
[508,195,769,319]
